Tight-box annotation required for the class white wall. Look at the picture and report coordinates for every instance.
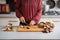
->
[0,0,6,4]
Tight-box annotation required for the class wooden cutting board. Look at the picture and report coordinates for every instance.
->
[17,26,44,32]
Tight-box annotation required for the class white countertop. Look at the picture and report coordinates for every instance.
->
[0,12,60,39]
[0,22,60,39]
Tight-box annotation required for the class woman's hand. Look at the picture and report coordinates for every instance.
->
[29,20,35,26]
[19,16,25,23]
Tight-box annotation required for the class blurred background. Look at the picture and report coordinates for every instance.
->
[0,0,60,26]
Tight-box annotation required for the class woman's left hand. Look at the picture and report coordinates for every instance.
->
[29,20,35,26]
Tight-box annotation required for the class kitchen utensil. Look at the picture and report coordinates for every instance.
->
[20,22,29,26]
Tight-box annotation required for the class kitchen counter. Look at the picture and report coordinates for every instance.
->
[0,22,60,39]
[0,12,60,39]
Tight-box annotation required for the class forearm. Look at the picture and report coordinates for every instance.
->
[15,9,23,18]
[32,9,42,23]
[32,0,42,23]
[15,0,23,18]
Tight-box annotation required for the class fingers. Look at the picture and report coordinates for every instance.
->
[20,17,26,23]
[30,22,33,26]
[22,19,25,23]
[29,20,35,26]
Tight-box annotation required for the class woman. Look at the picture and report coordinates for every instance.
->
[15,0,42,25]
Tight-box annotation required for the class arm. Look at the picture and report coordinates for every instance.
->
[32,0,42,23]
[15,0,23,18]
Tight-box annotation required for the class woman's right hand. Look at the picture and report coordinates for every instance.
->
[19,16,26,23]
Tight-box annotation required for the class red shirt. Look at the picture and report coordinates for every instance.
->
[15,0,42,23]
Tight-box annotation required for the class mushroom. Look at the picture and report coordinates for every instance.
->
[42,21,55,33]
[38,22,46,28]
[2,23,13,31]
[46,22,54,28]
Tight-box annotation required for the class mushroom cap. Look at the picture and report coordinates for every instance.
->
[46,22,54,28]
[38,22,46,28]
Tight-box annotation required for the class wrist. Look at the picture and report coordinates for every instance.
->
[31,20,36,24]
